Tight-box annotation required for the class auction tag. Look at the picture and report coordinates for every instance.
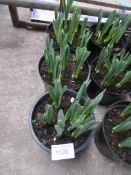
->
[51,143,75,160]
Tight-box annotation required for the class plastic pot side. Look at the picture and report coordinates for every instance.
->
[95,101,131,166]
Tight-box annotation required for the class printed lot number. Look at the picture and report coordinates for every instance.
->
[51,143,75,160]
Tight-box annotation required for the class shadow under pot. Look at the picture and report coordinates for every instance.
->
[87,59,131,105]
[38,49,90,91]
[29,90,95,154]
[87,24,127,64]
[94,101,131,166]
[47,22,86,51]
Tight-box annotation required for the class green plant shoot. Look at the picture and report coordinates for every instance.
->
[52,13,63,43]
[62,0,73,31]
[48,78,67,109]
[117,71,131,88]
[95,9,103,37]
[72,47,90,79]
[122,103,131,116]
[67,8,80,44]
[37,104,53,125]
[75,79,91,102]
[118,137,131,148]
[77,32,92,48]
[95,47,111,73]
[113,116,131,132]
[97,11,117,44]
[55,109,66,137]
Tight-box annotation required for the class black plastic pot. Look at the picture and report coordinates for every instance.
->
[88,24,127,64]
[87,59,131,105]
[94,101,131,166]
[29,90,95,154]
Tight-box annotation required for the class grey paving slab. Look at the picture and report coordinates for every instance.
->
[0,5,131,175]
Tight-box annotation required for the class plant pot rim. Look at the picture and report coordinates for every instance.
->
[29,90,95,154]
[90,58,131,96]
[102,100,131,166]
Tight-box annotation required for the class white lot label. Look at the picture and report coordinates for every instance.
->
[51,143,75,160]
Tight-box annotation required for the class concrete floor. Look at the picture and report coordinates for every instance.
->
[0,5,131,175]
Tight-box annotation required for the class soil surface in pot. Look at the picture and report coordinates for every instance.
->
[104,107,131,165]
[32,92,91,149]
[39,51,89,90]
[91,62,131,95]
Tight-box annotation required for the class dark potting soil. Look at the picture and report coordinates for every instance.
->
[104,107,131,164]
[32,92,90,149]
[91,63,131,95]
[39,52,89,90]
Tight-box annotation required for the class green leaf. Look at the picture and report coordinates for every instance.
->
[81,89,105,116]
[95,9,103,36]
[55,109,65,137]
[97,11,116,44]
[52,14,63,43]
[117,71,131,88]
[122,103,131,116]
[75,79,91,102]
[65,101,83,121]
[71,119,97,138]
[113,116,131,132]
[119,137,131,148]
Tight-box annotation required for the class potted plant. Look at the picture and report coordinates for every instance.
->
[29,78,105,154]
[39,35,91,90]
[88,9,130,62]
[47,0,91,50]
[88,47,131,105]
[94,101,131,166]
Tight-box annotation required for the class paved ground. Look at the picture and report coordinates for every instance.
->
[0,5,131,175]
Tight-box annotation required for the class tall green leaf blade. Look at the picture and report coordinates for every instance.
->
[119,137,131,148]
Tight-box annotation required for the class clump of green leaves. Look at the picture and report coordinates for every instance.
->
[67,8,81,44]
[44,35,61,81]
[112,103,131,148]
[95,47,131,88]
[62,0,73,31]
[67,89,105,138]
[53,0,80,45]
[95,10,130,47]
[37,104,53,125]
[72,47,90,79]
[48,78,67,109]
[52,13,63,44]
[58,30,70,70]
